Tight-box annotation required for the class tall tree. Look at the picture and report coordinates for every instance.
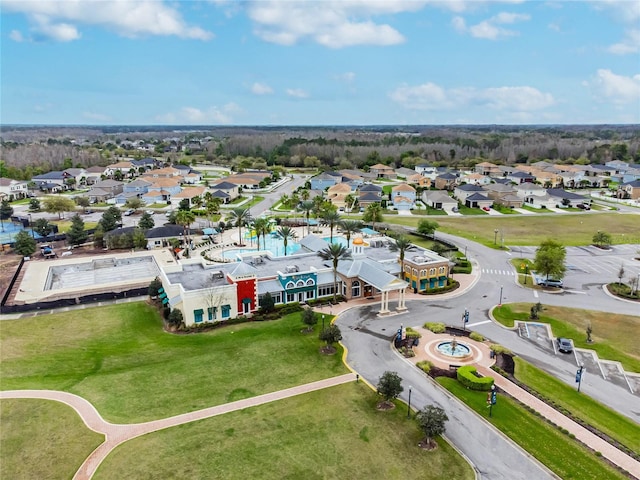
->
[32,218,51,238]
[321,211,341,243]
[229,207,251,245]
[13,230,37,256]
[43,196,76,219]
[534,239,567,281]
[125,197,144,211]
[297,200,314,235]
[362,203,383,232]
[376,371,404,407]
[389,235,415,280]
[318,324,342,352]
[28,198,41,212]
[75,196,90,212]
[0,200,13,233]
[416,405,448,449]
[417,219,439,236]
[139,212,155,230]
[317,243,352,303]
[99,206,122,232]
[66,214,88,246]
[277,225,296,256]
[592,230,612,248]
[252,217,270,251]
[338,219,363,247]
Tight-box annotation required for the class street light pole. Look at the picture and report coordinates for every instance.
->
[462,308,469,331]
[494,229,498,245]
[576,365,585,392]
[407,386,412,418]
[322,314,325,332]
[28,214,34,239]
[499,285,503,306]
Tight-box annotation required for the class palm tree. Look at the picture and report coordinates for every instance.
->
[389,235,415,280]
[175,209,196,245]
[339,219,363,247]
[318,243,352,303]
[321,211,341,244]
[297,200,314,235]
[362,203,384,232]
[229,207,251,245]
[206,198,221,227]
[252,217,270,251]
[277,225,297,256]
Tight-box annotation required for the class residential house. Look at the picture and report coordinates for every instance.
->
[172,186,206,208]
[415,164,439,180]
[209,181,239,202]
[142,178,182,204]
[183,171,202,184]
[84,166,109,185]
[617,180,640,200]
[106,161,137,178]
[32,171,70,192]
[391,183,416,210]
[483,184,522,208]
[461,172,492,185]
[142,166,183,179]
[474,162,502,177]
[422,191,458,212]
[453,184,487,204]
[222,171,272,190]
[88,179,124,203]
[62,168,87,187]
[327,183,354,209]
[546,189,589,208]
[123,179,152,195]
[395,167,417,179]
[358,191,383,207]
[507,171,536,184]
[464,192,493,209]
[310,173,340,191]
[0,177,29,201]
[406,173,431,189]
[434,172,458,191]
[369,163,396,179]
[621,168,640,184]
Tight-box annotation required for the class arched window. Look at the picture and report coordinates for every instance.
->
[296,280,305,287]
[404,265,411,273]
[429,268,436,276]
[352,280,361,298]
[420,269,427,277]
[439,266,446,275]
[306,279,315,286]
[412,268,418,277]
[285,281,295,289]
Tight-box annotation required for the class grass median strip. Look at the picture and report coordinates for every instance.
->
[436,378,629,480]
[94,383,474,480]
[513,358,639,456]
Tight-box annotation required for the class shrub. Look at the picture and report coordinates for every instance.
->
[469,331,484,342]
[399,346,415,358]
[405,327,422,339]
[490,344,513,355]
[277,303,303,315]
[424,322,446,333]
[456,365,494,391]
[417,360,433,374]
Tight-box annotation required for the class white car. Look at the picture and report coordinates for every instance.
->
[145,210,154,215]
[124,209,134,216]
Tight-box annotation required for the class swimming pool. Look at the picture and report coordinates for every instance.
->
[361,227,379,236]
[222,235,302,260]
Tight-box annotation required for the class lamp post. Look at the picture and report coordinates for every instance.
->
[494,229,498,245]
[499,285,503,306]
[576,365,585,392]
[488,385,497,417]
[28,214,34,239]
[462,308,469,331]
[322,314,325,332]
[407,385,412,418]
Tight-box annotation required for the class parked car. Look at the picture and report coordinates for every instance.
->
[84,209,94,214]
[124,209,134,216]
[556,337,573,353]
[577,203,591,210]
[145,210,154,215]
[538,278,563,288]
[482,206,490,211]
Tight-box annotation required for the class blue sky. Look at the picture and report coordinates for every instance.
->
[1,0,639,125]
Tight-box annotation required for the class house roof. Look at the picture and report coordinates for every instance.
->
[359,183,382,192]
[0,177,26,186]
[456,184,485,192]
[509,171,535,178]
[33,171,66,180]
[546,188,587,200]
[465,192,490,201]
[437,173,458,180]
[298,234,330,252]
[211,190,230,199]
[423,191,456,203]
[359,192,382,202]
[93,179,123,188]
[370,163,393,170]
[173,186,205,199]
[86,166,108,174]
[622,180,640,187]
[328,183,352,194]
[127,179,152,187]
[392,183,415,192]
[212,181,238,190]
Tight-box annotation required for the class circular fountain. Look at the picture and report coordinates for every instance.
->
[434,337,474,361]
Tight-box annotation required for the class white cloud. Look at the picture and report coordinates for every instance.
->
[608,29,640,55]
[389,82,555,113]
[251,82,274,95]
[585,69,640,104]
[9,30,24,42]
[246,1,409,48]
[286,88,309,99]
[453,11,530,39]
[334,72,356,83]
[2,0,212,42]
[590,0,640,24]
[156,103,241,124]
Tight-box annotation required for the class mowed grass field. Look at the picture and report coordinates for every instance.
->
[0,399,103,480]
[95,383,474,480]
[0,303,347,423]
[382,212,640,247]
[493,303,640,372]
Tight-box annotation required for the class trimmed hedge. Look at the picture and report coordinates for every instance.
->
[424,322,446,334]
[469,331,484,342]
[416,360,433,374]
[456,365,494,391]
[405,327,422,339]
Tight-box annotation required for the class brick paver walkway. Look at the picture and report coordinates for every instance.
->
[0,373,356,480]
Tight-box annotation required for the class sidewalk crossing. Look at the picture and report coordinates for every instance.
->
[481,268,516,276]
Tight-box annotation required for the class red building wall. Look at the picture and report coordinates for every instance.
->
[234,277,257,315]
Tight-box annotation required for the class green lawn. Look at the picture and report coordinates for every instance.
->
[513,358,639,455]
[0,303,347,423]
[146,203,169,209]
[52,219,99,233]
[380,213,640,247]
[437,378,628,480]
[95,383,474,480]
[510,258,534,286]
[457,205,488,215]
[0,399,104,480]
[493,303,640,372]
